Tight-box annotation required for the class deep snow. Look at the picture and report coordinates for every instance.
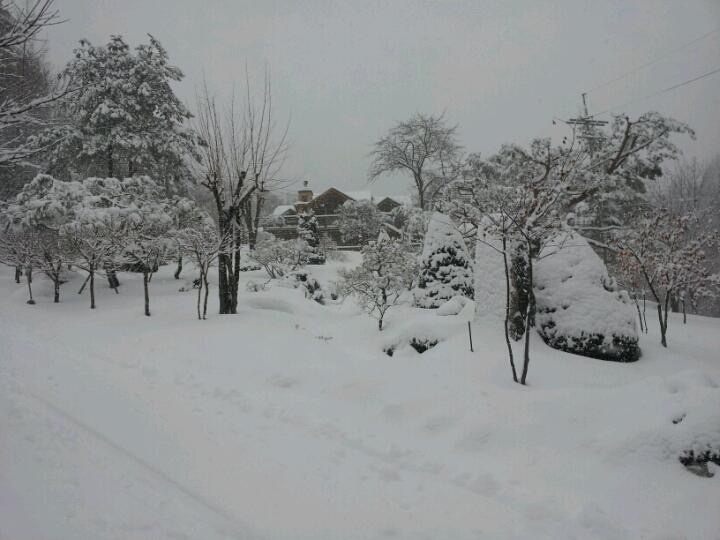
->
[1,256,719,539]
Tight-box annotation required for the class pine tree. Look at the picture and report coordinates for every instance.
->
[414,212,473,308]
[30,35,195,191]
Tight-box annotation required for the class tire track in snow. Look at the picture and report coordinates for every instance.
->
[9,380,265,540]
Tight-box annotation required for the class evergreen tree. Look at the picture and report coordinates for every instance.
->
[30,35,195,192]
[297,212,325,265]
[414,211,473,308]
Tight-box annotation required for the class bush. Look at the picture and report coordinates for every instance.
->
[535,232,640,362]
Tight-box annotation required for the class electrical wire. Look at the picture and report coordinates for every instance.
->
[585,27,720,94]
[589,65,720,117]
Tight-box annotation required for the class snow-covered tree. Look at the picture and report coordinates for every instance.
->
[2,173,85,302]
[0,228,41,303]
[251,236,306,279]
[341,236,417,330]
[389,204,428,244]
[369,113,461,210]
[177,214,227,320]
[0,1,70,172]
[193,75,287,314]
[414,211,473,309]
[113,179,173,317]
[338,199,387,245]
[30,34,195,191]
[61,207,124,309]
[297,212,325,264]
[616,209,720,347]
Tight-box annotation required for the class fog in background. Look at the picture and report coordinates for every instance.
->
[45,0,720,198]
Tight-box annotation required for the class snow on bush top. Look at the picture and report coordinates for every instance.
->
[414,212,474,308]
[535,231,638,348]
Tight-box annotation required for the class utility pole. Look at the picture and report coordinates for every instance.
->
[566,93,608,155]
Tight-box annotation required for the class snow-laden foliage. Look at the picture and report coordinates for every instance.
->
[535,232,640,362]
[251,236,307,278]
[341,237,417,330]
[338,199,387,246]
[388,205,428,244]
[414,212,473,309]
[29,34,195,189]
[615,209,720,347]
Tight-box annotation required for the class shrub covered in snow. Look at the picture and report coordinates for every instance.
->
[281,270,325,304]
[535,232,640,362]
[340,237,417,330]
[414,212,473,309]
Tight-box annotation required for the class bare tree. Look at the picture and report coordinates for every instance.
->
[177,220,228,320]
[0,0,69,169]
[369,113,461,210]
[193,73,287,314]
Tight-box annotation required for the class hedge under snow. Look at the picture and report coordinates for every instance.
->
[535,231,640,362]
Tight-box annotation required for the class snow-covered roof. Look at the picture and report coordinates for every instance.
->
[345,190,373,201]
[271,204,295,216]
[380,195,413,206]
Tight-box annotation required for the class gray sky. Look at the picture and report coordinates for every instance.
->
[45,0,720,198]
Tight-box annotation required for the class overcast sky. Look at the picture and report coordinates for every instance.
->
[44,0,720,198]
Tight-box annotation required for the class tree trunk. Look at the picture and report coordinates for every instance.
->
[502,236,518,383]
[196,273,203,320]
[217,252,232,314]
[642,293,648,333]
[174,255,183,279]
[14,266,21,283]
[657,300,667,348]
[520,245,534,385]
[89,268,96,309]
[202,272,210,320]
[78,273,90,294]
[634,297,644,333]
[105,263,120,291]
[26,268,34,304]
[682,298,686,324]
[53,278,60,303]
[143,271,151,317]
[107,145,114,178]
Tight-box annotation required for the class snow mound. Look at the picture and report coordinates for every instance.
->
[436,296,468,316]
[535,232,640,362]
[380,313,459,356]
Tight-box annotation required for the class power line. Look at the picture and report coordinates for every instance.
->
[589,65,720,117]
[585,26,720,94]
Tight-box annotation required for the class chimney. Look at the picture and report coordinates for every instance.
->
[297,180,313,203]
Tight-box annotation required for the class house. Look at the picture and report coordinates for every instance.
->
[263,182,412,247]
[376,195,413,213]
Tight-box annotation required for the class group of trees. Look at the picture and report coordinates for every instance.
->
[0,2,718,387]
[0,1,289,318]
[366,110,719,384]
[0,174,224,318]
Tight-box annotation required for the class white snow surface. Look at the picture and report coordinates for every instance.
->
[474,225,506,322]
[1,256,719,539]
[535,232,638,344]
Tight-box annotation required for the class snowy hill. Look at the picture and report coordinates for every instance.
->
[1,259,719,539]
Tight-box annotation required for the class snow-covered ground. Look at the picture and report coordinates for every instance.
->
[1,257,719,539]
